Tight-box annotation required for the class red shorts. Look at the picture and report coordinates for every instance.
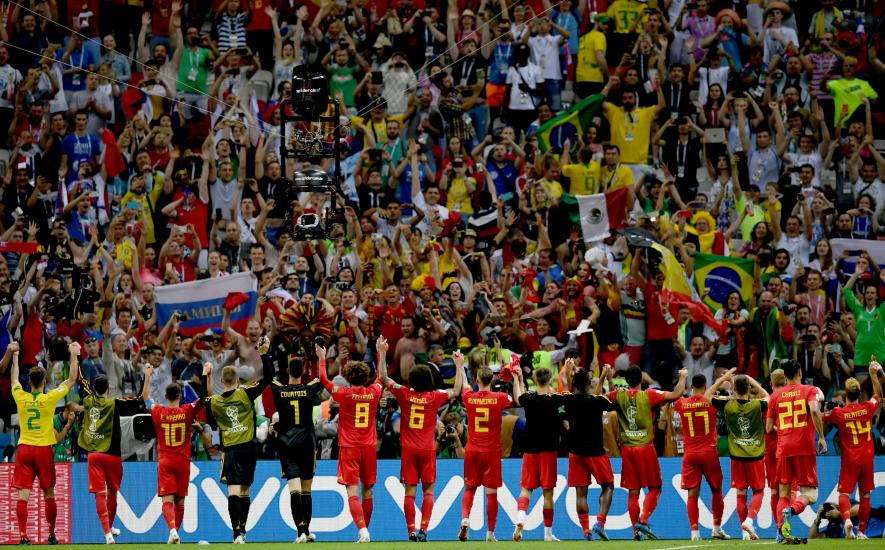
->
[158,455,190,497]
[681,448,723,490]
[520,451,558,490]
[400,447,436,486]
[13,444,55,490]
[338,446,377,487]
[568,453,614,487]
[88,453,123,493]
[730,458,765,491]
[837,458,874,494]
[775,455,818,488]
[620,444,661,490]
[765,449,779,489]
[464,447,502,489]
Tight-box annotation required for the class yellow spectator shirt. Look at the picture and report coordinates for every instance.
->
[605,104,656,164]
[577,31,607,83]
[563,161,601,195]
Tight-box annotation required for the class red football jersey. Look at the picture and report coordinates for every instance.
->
[764,403,778,454]
[769,384,822,458]
[463,388,512,452]
[827,397,880,463]
[331,383,383,448]
[390,385,449,450]
[151,401,201,459]
[674,395,718,453]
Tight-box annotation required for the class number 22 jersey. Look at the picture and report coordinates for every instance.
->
[768,383,822,458]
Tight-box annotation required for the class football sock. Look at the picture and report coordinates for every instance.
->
[770,493,779,522]
[838,494,852,521]
[239,496,251,533]
[45,497,57,534]
[95,491,111,534]
[748,491,763,519]
[420,492,434,531]
[516,496,529,524]
[361,497,373,527]
[711,488,724,526]
[627,492,640,526]
[461,487,476,520]
[162,501,176,530]
[542,507,554,528]
[289,491,303,534]
[486,493,498,532]
[300,491,312,535]
[404,495,416,533]
[597,513,607,527]
[858,494,870,533]
[578,512,590,533]
[107,491,118,527]
[348,496,366,529]
[227,496,240,537]
[687,493,700,530]
[17,499,28,538]
[790,497,808,516]
[640,488,661,524]
[175,503,185,530]
[737,493,748,523]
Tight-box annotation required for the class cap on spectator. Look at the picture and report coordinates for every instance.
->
[715,9,742,28]
[594,14,612,24]
[460,9,476,19]
[390,51,408,61]
[463,228,477,238]
[763,1,791,17]
[458,337,472,347]
[540,336,563,348]
[373,34,392,48]
[372,98,388,111]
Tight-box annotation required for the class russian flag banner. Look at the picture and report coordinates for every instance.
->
[154,272,258,336]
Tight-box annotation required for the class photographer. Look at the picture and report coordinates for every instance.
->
[437,411,466,459]
[53,401,83,462]
[376,389,401,459]
[793,324,831,395]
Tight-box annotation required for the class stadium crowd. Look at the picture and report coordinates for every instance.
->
[0,0,882,487]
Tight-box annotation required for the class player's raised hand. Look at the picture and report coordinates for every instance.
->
[377,336,388,357]
[315,344,327,360]
[724,367,737,380]
[452,350,465,367]
[677,368,689,378]
[602,364,614,378]
[7,342,19,355]
[68,341,82,357]
[202,362,213,376]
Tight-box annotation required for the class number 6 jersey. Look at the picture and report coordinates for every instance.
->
[389,385,449,450]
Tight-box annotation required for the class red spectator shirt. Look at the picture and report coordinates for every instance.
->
[325,382,382,448]
[768,383,822,458]
[150,401,202,460]
[827,397,880,463]
[389,385,449,450]
[675,395,718,454]
[462,388,512,452]
[645,281,679,341]
[170,191,210,252]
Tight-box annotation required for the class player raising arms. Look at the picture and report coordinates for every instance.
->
[607,365,687,540]
[377,336,467,542]
[674,373,731,541]
[203,336,274,543]
[317,342,383,544]
[767,360,827,543]
[564,364,615,541]
[149,365,210,544]
[268,355,325,543]
[709,370,769,540]
[512,366,566,543]
[11,341,79,546]
[458,364,513,542]
[825,360,882,539]
[80,366,155,544]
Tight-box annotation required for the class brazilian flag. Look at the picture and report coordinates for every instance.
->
[693,253,756,312]
[536,94,605,153]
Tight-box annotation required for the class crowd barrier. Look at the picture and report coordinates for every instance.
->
[0,457,882,542]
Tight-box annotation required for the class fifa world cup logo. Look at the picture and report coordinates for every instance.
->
[737,416,751,438]
[626,405,638,431]
[89,407,100,432]
[226,406,241,428]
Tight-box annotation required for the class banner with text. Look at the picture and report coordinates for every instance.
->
[69,458,884,542]
[154,272,257,337]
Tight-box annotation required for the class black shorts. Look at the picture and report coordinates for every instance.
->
[278,440,316,481]
[220,445,257,486]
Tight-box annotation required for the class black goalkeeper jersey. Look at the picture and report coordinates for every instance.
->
[270,378,324,446]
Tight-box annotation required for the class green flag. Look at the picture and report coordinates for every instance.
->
[536,94,605,153]
[693,253,756,312]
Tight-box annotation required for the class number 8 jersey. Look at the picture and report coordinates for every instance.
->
[768,383,823,458]
[331,382,383,448]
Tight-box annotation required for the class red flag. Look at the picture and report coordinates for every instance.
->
[0,242,39,254]
[224,291,251,311]
[101,129,127,179]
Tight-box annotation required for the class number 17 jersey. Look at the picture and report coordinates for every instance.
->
[769,383,822,458]
[330,383,382,448]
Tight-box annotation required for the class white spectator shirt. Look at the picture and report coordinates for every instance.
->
[854,177,885,218]
[506,64,543,111]
[528,34,563,80]
[777,233,811,268]
[0,64,22,109]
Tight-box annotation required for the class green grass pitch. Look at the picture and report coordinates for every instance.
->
[48,540,882,549]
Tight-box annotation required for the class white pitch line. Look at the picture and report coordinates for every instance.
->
[658,542,778,550]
